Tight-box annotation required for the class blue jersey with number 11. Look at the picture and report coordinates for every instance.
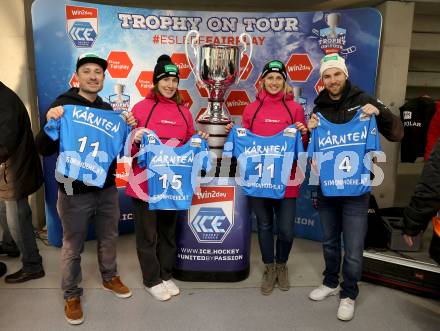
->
[223,125,303,199]
[307,110,381,197]
[44,104,130,188]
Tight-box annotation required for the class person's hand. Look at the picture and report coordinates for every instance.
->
[198,130,209,140]
[362,103,380,116]
[133,128,150,144]
[295,122,308,135]
[403,234,414,247]
[46,106,64,121]
[307,113,319,131]
[123,112,137,127]
[225,123,234,134]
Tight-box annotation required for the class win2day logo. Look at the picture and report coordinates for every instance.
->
[66,5,98,48]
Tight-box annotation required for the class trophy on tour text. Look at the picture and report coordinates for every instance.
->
[185,30,253,159]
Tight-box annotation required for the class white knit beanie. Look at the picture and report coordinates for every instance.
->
[319,53,348,78]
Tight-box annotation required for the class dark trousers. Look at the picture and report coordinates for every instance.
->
[57,186,120,299]
[0,200,19,253]
[132,198,178,288]
[317,191,370,300]
[0,198,43,273]
[249,197,296,264]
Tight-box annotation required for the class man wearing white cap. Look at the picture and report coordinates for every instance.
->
[307,53,403,321]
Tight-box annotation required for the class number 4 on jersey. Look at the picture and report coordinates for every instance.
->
[338,156,351,172]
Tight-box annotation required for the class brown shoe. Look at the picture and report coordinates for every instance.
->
[276,263,290,291]
[103,276,132,298]
[261,263,277,295]
[65,297,84,325]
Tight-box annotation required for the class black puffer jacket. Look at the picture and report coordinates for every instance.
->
[35,88,115,194]
[313,80,404,142]
[403,139,440,263]
[0,81,43,200]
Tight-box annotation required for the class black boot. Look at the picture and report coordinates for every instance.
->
[5,268,45,283]
[0,262,6,278]
[0,245,20,258]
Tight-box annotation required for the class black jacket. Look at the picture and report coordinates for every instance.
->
[0,81,44,200]
[35,88,116,194]
[399,96,436,162]
[403,139,440,263]
[313,81,404,142]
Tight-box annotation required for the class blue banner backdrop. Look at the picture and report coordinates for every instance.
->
[31,0,382,246]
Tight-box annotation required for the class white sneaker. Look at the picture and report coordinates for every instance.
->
[145,283,171,301]
[308,284,340,301]
[163,279,180,296]
[337,297,355,321]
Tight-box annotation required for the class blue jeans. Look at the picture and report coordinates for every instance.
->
[317,192,370,300]
[249,197,296,264]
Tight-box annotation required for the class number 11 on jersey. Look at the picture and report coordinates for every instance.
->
[78,136,100,157]
[255,163,275,178]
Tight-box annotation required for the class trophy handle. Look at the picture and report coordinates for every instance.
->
[185,30,209,94]
[185,30,199,78]
[237,32,253,84]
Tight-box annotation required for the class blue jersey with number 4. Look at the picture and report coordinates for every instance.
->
[223,125,303,199]
[307,110,381,197]
[44,104,130,188]
[138,132,211,210]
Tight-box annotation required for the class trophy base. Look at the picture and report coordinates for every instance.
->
[202,156,237,178]
[197,120,231,160]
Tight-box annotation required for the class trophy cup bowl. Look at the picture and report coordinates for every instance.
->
[198,43,241,125]
[185,30,252,161]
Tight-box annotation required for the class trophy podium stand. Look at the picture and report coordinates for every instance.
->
[173,166,252,282]
[174,33,253,281]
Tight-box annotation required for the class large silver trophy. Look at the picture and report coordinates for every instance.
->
[185,30,253,159]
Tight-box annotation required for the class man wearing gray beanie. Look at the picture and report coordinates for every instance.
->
[307,53,403,321]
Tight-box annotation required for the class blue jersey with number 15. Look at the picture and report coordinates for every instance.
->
[138,132,211,210]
